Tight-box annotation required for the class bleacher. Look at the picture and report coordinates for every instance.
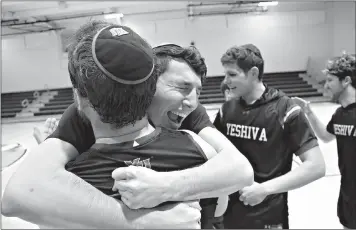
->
[200,71,323,104]
[1,91,37,118]
[1,71,325,119]
[34,88,73,116]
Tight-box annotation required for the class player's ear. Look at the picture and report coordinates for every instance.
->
[248,66,259,81]
[73,89,90,111]
[342,75,352,88]
[73,89,82,110]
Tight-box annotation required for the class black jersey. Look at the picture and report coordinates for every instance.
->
[214,86,318,228]
[327,102,356,201]
[65,127,217,228]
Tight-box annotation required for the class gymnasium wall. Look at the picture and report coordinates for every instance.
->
[2,2,355,93]
[304,2,355,83]
[2,32,71,94]
[328,2,355,56]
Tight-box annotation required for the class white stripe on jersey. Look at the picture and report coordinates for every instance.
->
[179,129,218,160]
[219,108,223,119]
[283,105,301,124]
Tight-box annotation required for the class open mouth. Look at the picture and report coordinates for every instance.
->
[167,111,186,124]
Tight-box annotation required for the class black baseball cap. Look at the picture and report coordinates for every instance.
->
[92,25,154,85]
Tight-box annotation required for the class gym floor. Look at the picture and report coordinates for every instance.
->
[1,102,343,229]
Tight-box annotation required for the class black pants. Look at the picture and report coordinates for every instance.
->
[338,192,356,229]
[212,215,224,229]
[224,213,288,229]
[200,198,218,229]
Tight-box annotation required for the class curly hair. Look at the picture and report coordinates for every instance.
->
[324,53,356,88]
[69,20,157,128]
[153,44,207,83]
[221,44,264,81]
[68,20,115,90]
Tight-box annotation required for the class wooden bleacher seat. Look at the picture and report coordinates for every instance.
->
[1,71,326,118]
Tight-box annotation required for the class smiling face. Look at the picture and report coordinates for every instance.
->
[323,53,356,102]
[147,59,202,129]
[223,62,255,98]
[224,88,238,101]
[324,73,348,101]
[220,45,263,99]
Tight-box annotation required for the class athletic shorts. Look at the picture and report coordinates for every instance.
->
[223,195,289,229]
[338,192,356,229]
[212,215,224,229]
[224,213,288,229]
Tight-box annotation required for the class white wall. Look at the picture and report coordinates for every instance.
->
[122,9,333,76]
[329,2,355,56]
[2,2,354,93]
[2,32,70,93]
[305,1,355,83]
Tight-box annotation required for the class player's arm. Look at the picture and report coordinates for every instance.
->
[2,105,200,228]
[261,105,326,195]
[214,196,228,217]
[167,105,253,200]
[292,97,335,143]
[112,106,253,209]
[178,129,230,217]
[170,127,253,200]
[1,138,200,229]
[262,146,325,195]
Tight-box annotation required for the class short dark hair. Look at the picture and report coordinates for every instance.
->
[68,20,113,89]
[221,44,264,81]
[324,53,356,89]
[153,44,207,82]
[69,20,157,128]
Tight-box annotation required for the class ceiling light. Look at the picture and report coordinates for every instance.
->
[258,1,278,7]
[104,13,124,19]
